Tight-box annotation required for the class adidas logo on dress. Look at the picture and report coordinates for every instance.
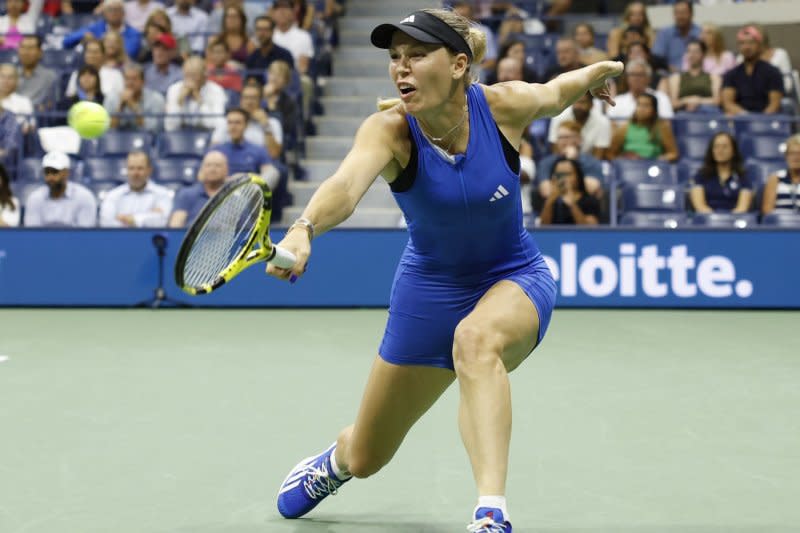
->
[489,185,510,202]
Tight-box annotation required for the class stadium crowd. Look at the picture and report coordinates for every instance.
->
[0,0,798,229]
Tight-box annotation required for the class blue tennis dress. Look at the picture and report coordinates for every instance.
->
[378,84,557,370]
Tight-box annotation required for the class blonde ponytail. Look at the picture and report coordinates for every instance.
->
[377,97,402,111]
[466,26,486,66]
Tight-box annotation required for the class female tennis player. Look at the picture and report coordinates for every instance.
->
[269,9,623,532]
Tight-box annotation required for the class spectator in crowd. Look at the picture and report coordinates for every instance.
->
[212,84,283,160]
[695,24,735,76]
[486,40,538,85]
[62,0,102,14]
[0,64,34,133]
[0,163,20,227]
[663,39,721,113]
[617,42,668,91]
[205,36,243,91]
[63,0,142,58]
[24,152,97,227]
[99,151,173,227]
[60,65,118,115]
[206,0,260,35]
[607,59,673,120]
[690,132,752,213]
[167,0,208,55]
[66,38,124,103]
[608,93,679,162]
[135,9,174,63]
[0,0,44,50]
[653,0,701,72]
[537,121,604,203]
[736,24,793,93]
[762,134,800,214]
[124,0,165,32]
[103,31,129,69]
[271,0,314,121]
[144,33,183,94]
[16,35,58,110]
[548,92,611,159]
[606,2,655,58]
[111,63,165,132]
[573,23,607,65]
[246,15,295,83]
[543,38,584,82]
[168,149,228,227]
[164,55,226,131]
[262,60,297,141]
[0,106,20,166]
[215,4,253,65]
[539,157,600,226]
[292,0,315,31]
[721,25,783,116]
[451,1,497,78]
[211,108,281,189]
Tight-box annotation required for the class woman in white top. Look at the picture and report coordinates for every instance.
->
[65,38,124,102]
[0,0,44,49]
[0,164,20,227]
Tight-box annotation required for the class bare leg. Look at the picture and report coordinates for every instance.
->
[452,281,539,495]
[334,356,455,478]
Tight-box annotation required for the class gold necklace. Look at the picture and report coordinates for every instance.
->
[419,104,468,153]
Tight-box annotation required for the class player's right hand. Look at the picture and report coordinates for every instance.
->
[267,227,311,283]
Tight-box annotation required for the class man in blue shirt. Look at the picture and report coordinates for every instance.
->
[721,25,784,115]
[62,0,142,58]
[245,16,295,85]
[168,150,228,228]
[652,0,700,72]
[212,108,287,219]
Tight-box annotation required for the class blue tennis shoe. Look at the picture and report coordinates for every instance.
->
[277,443,350,518]
[467,507,512,532]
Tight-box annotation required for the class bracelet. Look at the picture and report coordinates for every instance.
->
[288,217,315,241]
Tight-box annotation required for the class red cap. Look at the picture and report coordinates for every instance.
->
[154,33,177,49]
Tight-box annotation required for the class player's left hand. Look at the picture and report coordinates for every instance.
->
[591,79,615,107]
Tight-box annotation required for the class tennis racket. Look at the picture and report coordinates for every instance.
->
[174,173,296,295]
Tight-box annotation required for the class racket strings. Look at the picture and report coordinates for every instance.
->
[183,184,263,287]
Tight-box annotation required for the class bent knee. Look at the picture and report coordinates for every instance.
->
[452,321,504,371]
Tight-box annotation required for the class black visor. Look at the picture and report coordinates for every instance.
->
[370,11,473,62]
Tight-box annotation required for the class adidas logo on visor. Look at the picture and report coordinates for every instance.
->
[400,15,415,23]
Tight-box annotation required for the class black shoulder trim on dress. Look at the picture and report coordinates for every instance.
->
[391,132,418,192]
[495,123,520,175]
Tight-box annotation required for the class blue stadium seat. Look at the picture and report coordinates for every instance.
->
[677,135,711,162]
[745,160,785,189]
[17,158,43,182]
[82,158,128,183]
[761,212,800,227]
[671,115,731,137]
[691,212,758,228]
[153,158,199,183]
[81,131,154,158]
[619,212,688,228]
[732,115,793,137]
[13,180,43,207]
[677,159,703,184]
[614,160,677,186]
[157,131,211,159]
[89,181,121,202]
[40,49,80,70]
[0,49,18,65]
[739,134,787,162]
[621,183,685,213]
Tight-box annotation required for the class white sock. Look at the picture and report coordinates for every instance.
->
[329,447,352,480]
[475,496,509,521]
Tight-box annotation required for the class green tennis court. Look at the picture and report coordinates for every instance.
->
[1,309,798,533]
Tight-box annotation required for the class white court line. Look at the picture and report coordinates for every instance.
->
[0,355,8,363]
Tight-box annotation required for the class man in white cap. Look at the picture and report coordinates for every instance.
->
[24,152,97,227]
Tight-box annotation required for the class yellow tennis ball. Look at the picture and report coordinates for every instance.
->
[68,101,111,139]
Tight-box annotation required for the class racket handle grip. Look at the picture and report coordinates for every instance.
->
[268,245,297,269]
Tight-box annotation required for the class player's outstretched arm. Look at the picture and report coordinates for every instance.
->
[487,60,625,127]
[267,111,398,281]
